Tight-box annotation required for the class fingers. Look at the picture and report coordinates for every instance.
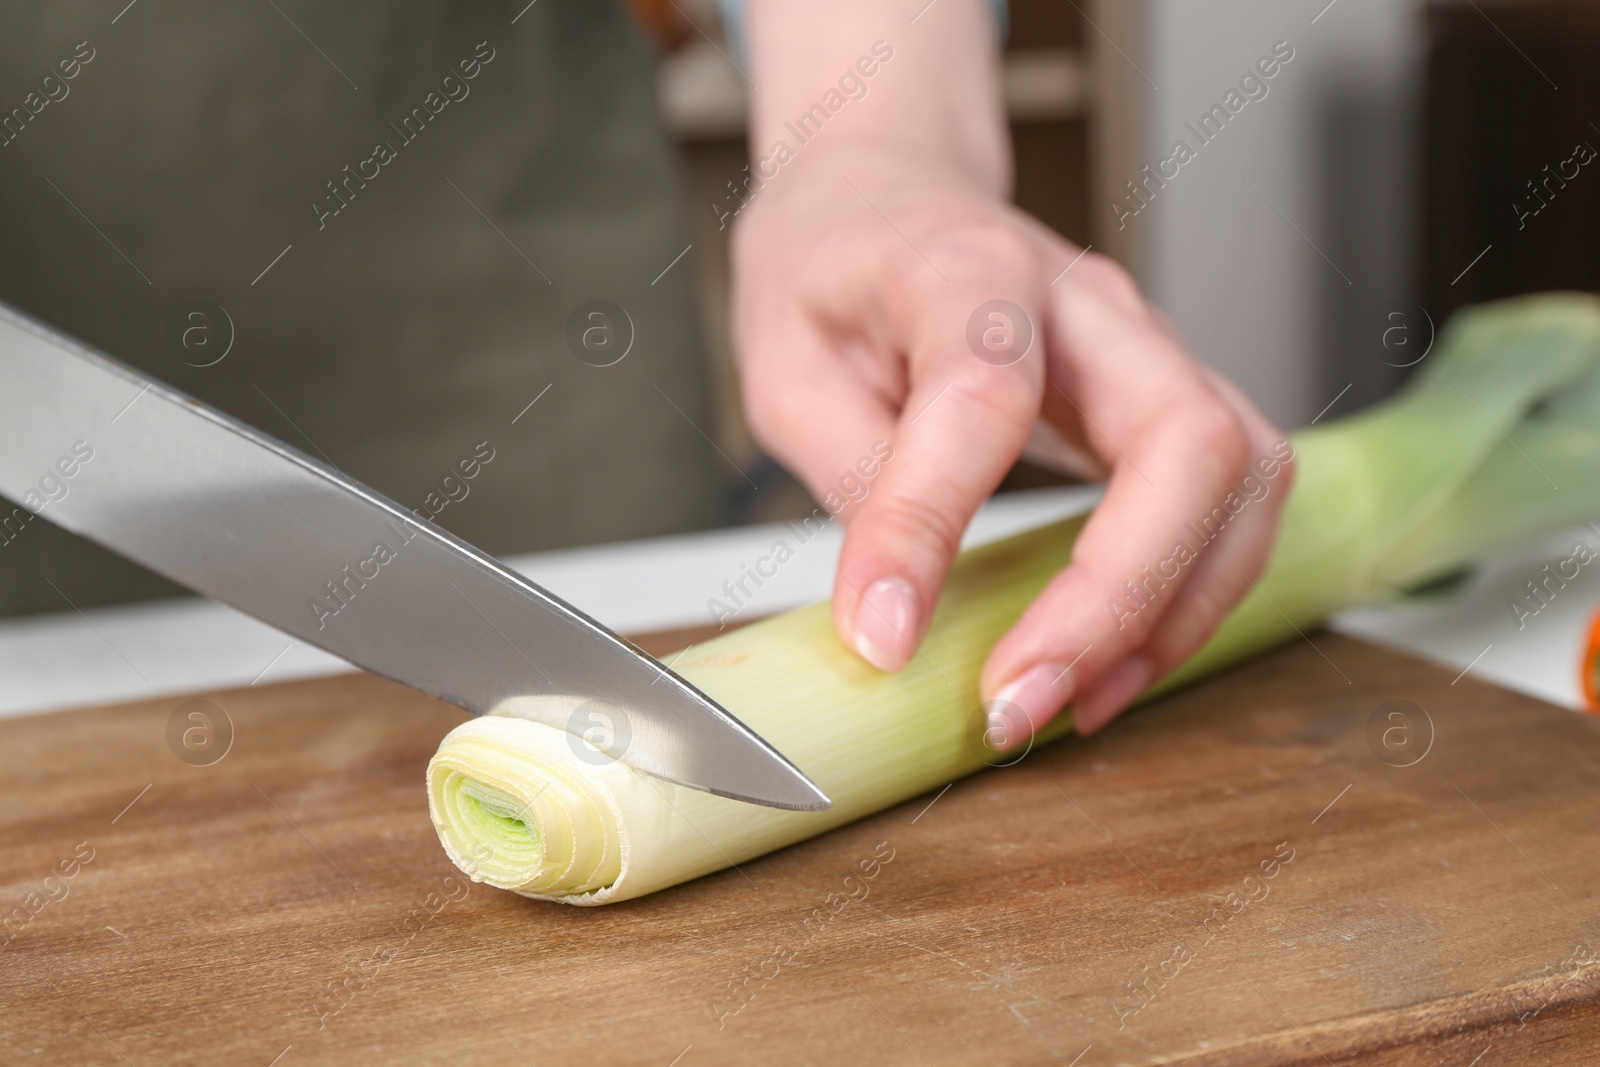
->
[830,246,1049,671]
[832,362,1039,670]
[1078,372,1293,730]
[980,254,1269,739]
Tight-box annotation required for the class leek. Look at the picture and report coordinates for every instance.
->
[428,293,1600,904]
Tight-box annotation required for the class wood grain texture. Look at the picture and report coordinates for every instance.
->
[3,632,1600,1066]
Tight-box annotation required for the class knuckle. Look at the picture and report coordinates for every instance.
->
[1179,582,1232,642]
[914,385,1032,462]
[1174,392,1251,483]
[948,361,1039,423]
[1072,251,1141,306]
[943,221,1038,273]
[739,370,799,455]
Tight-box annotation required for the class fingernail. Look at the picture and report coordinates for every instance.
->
[989,663,1075,747]
[853,577,919,672]
[981,698,1029,754]
[1073,655,1156,736]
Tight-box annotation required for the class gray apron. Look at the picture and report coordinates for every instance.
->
[0,0,722,616]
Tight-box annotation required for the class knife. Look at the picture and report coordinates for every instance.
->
[0,301,830,812]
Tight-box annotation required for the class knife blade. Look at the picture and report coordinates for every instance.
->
[0,301,830,812]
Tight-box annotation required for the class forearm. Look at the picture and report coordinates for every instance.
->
[742,0,1010,194]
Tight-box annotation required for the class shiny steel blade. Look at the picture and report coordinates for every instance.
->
[0,301,829,812]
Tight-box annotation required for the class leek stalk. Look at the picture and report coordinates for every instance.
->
[428,293,1600,905]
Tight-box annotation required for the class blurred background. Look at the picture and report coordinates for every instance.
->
[1,0,1597,617]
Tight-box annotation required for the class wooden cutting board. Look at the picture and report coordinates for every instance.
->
[4,630,1600,1066]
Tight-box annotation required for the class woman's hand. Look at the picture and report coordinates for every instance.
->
[733,0,1292,738]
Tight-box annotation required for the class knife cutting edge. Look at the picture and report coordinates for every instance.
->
[0,300,830,813]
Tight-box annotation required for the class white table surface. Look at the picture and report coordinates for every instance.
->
[2,485,1595,720]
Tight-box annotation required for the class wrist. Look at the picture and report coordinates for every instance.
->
[743,0,1011,199]
[758,136,1005,214]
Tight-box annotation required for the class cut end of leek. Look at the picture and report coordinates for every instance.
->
[427,716,631,900]
[426,528,1084,905]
